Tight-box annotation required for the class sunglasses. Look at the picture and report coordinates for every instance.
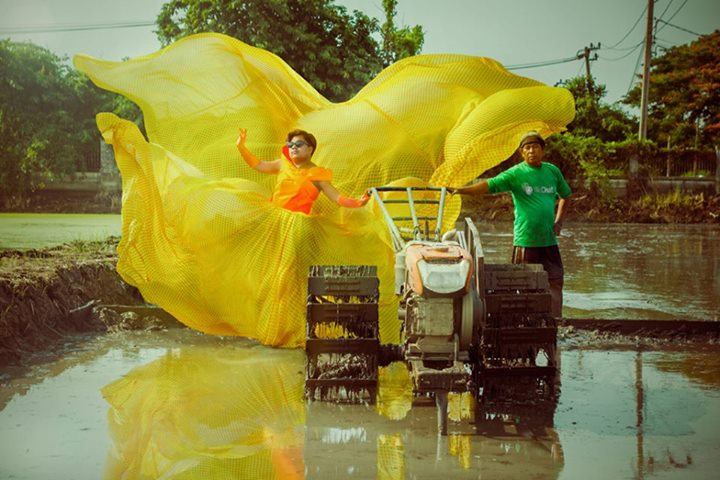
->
[286,141,309,149]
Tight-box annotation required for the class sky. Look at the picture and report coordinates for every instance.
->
[1,0,718,105]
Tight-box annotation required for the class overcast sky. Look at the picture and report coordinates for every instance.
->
[1,0,717,105]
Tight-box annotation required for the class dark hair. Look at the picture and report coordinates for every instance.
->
[519,131,545,149]
[286,129,317,155]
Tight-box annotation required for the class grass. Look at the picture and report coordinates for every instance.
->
[636,189,703,210]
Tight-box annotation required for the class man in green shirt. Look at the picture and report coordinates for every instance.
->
[449,131,571,317]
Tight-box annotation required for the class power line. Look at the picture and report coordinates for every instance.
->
[604,3,647,50]
[0,20,155,35]
[656,0,689,32]
[656,19,701,36]
[655,0,676,24]
[600,42,644,61]
[626,45,645,97]
[505,55,579,70]
[606,40,645,52]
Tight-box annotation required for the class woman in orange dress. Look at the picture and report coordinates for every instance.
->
[236,128,369,213]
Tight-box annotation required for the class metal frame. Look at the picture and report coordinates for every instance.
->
[370,186,450,249]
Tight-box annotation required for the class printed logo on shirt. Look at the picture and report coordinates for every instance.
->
[521,183,556,195]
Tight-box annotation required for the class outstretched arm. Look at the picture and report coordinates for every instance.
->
[236,128,282,174]
[314,181,370,208]
[448,180,490,196]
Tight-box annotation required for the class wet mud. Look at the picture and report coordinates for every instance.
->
[0,225,718,478]
[0,329,719,479]
[0,239,146,365]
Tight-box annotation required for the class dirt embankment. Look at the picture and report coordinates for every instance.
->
[0,238,145,365]
[462,191,720,224]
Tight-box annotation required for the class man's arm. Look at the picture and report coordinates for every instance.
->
[554,196,570,235]
[449,180,490,196]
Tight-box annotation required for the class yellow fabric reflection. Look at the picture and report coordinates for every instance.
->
[101,346,305,479]
[447,391,475,422]
[377,434,405,480]
[74,33,574,348]
[376,362,413,420]
[448,434,472,470]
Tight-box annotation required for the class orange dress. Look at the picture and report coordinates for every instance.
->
[271,148,332,214]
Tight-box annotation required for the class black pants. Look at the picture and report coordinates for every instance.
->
[512,245,564,318]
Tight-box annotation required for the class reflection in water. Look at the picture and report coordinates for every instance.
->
[651,350,720,389]
[307,395,564,479]
[448,434,472,470]
[3,329,719,478]
[447,392,474,422]
[558,348,720,479]
[377,434,405,480]
[376,362,413,420]
[636,351,645,480]
[103,344,565,479]
[96,338,719,479]
[101,346,306,479]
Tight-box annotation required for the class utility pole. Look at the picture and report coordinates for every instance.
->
[576,43,600,98]
[638,0,654,140]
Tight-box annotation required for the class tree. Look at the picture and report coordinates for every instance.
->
[380,0,424,67]
[0,40,142,204]
[556,75,635,142]
[156,0,382,101]
[0,40,79,201]
[624,30,720,147]
[155,0,424,101]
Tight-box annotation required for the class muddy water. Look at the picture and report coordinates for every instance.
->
[2,216,716,320]
[1,329,718,479]
[476,222,720,321]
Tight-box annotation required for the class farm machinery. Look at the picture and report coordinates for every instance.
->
[305,187,559,434]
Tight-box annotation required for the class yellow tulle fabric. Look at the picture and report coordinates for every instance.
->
[101,346,306,479]
[73,33,574,347]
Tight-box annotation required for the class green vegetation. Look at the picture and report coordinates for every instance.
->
[625,30,720,148]
[547,30,719,190]
[1,4,715,220]
[156,0,424,101]
[0,40,142,207]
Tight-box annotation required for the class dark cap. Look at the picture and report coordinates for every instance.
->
[519,131,545,149]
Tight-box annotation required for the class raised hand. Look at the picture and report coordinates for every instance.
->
[236,128,247,149]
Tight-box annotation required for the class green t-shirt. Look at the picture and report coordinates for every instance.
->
[487,161,571,247]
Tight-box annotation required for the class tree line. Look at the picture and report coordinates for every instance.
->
[1,0,717,205]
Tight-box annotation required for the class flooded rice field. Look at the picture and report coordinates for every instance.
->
[2,215,716,320]
[0,218,718,478]
[477,223,719,321]
[0,213,121,250]
[1,329,718,479]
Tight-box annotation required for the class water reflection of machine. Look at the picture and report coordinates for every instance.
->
[305,186,559,434]
[305,400,564,479]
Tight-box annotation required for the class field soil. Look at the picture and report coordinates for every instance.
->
[0,238,146,365]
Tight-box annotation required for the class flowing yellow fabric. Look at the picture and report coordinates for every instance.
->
[102,346,306,479]
[73,33,575,347]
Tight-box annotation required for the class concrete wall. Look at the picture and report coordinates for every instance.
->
[41,141,121,193]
